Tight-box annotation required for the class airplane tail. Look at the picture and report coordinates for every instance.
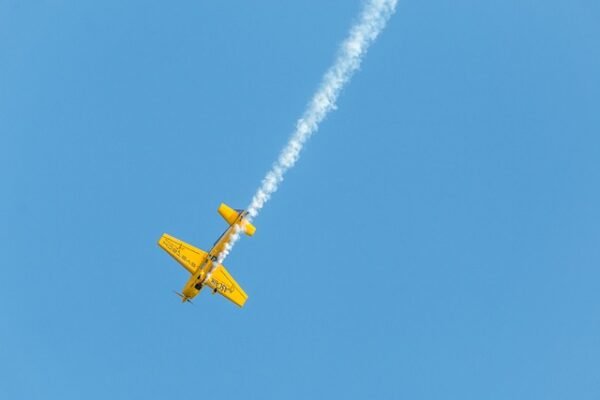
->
[218,203,256,236]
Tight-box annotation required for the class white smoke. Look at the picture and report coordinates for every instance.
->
[216,0,398,265]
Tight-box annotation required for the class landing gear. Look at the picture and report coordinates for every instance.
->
[194,283,203,290]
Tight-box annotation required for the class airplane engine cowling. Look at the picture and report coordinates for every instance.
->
[218,203,256,236]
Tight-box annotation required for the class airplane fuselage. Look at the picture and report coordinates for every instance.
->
[180,212,247,301]
[159,203,254,306]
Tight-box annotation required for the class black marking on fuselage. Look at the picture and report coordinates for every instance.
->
[212,227,229,247]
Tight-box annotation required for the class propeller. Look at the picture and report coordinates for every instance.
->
[172,290,193,304]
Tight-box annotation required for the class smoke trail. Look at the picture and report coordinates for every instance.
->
[217,0,398,265]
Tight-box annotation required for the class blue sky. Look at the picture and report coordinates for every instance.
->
[1,1,599,398]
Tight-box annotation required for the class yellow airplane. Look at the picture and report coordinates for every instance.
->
[157,203,256,307]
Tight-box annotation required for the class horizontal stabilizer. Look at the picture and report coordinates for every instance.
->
[218,203,256,236]
[158,233,207,274]
[206,264,248,307]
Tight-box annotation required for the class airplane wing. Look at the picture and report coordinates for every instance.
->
[158,233,207,274]
[206,265,248,307]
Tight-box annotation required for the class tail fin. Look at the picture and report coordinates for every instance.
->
[218,203,256,236]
